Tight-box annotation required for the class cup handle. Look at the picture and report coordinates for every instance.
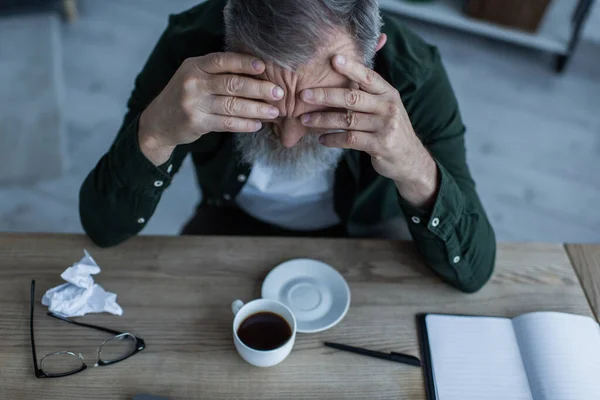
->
[231,299,244,316]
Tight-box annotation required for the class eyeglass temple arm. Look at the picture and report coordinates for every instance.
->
[30,280,41,374]
[46,312,124,336]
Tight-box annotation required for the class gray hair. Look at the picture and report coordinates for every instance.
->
[235,124,344,178]
[223,0,382,70]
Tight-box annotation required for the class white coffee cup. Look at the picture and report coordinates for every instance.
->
[231,299,297,367]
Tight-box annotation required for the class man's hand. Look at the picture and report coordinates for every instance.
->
[300,55,439,209]
[138,52,284,165]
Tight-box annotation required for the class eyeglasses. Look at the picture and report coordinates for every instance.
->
[30,280,146,378]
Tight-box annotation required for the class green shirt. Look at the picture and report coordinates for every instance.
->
[79,0,496,293]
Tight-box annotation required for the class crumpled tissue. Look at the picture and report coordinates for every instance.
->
[41,250,123,317]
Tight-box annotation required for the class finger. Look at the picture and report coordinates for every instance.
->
[195,52,266,75]
[331,55,391,95]
[301,88,379,113]
[301,111,383,132]
[203,114,262,133]
[210,74,284,101]
[318,130,377,152]
[209,96,280,119]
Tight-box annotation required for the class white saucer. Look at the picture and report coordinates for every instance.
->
[261,258,350,333]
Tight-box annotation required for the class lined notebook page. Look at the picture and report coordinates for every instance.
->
[512,312,600,400]
[426,314,533,400]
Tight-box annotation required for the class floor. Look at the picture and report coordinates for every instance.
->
[0,13,67,182]
[0,0,599,242]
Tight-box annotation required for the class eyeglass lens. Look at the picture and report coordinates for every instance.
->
[40,351,84,376]
[99,333,138,363]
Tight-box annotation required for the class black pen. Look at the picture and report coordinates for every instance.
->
[324,342,421,367]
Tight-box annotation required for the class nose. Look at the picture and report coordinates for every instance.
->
[279,118,308,148]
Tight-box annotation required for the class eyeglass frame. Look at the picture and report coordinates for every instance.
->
[30,280,146,378]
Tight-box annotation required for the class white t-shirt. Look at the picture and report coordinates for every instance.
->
[235,162,340,231]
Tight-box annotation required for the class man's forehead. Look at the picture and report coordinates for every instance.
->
[259,57,354,115]
[260,56,352,88]
[255,30,359,116]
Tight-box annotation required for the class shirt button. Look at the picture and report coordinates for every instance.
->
[431,217,440,227]
[137,218,146,224]
[453,256,461,264]
[167,164,173,174]
[411,216,421,224]
[153,180,164,188]
[223,194,232,201]
[237,174,247,183]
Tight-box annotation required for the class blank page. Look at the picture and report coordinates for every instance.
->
[426,314,533,400]
[512,312,600,400]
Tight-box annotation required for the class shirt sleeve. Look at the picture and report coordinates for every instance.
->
[396,49,497,293]
[79,17,189,247]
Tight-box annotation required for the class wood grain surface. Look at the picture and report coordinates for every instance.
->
[566,244,600,321]
[0,233,593,400]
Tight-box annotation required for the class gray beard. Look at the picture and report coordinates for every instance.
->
[234,124,344,179]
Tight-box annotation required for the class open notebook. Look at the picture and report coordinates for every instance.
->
[417,312,600,400]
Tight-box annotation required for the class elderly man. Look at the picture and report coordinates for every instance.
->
[80,0,496,292]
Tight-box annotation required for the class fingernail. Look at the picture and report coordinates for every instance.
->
[335,55,346,65]
[302,89,313,100]
[318,135,325,144]
[255,121,262,131]
[269,107,279,117]
[272,86,284,99]
[301,114,311,124]
[252,59,263,70]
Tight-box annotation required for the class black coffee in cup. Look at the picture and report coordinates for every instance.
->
[237,312,292,351]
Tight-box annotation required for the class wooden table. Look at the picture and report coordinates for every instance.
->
[0,233,594,400]
[566,244,600,321]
